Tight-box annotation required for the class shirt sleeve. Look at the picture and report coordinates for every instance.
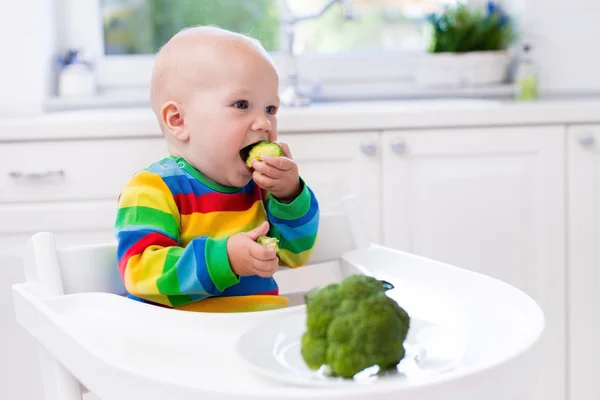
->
[114,170,239,307]
[264,178,320,268]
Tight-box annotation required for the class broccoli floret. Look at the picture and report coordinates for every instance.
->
[300,275,410,378]
[245,141,284,168]
[257,235,279,252]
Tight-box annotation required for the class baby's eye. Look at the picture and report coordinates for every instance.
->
[265,105,277,115]
[233,100,249,109]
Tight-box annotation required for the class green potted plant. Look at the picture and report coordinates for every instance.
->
[416,1,516,87]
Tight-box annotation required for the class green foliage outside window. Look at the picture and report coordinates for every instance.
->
[102,0,280,55]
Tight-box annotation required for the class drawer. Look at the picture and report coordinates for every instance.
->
[0,138,168,203]
[0,200,118,257]
[0,200,118,233]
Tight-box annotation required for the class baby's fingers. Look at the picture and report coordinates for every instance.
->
[252,158,284,178]
[261,154,294,171]
[253,171,277,190]
[253,259,280,277]
[249,242,277,261]
[276,142,293,159]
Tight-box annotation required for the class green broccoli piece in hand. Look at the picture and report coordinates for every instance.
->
[301,275,410,378]
[245,141,284,168]
[257,235,279,252]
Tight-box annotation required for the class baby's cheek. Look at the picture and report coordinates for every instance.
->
[268,130,278,142]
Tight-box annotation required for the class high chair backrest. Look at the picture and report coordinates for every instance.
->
[23,196,367,297]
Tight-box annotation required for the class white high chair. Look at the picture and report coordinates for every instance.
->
[13,196,546,400]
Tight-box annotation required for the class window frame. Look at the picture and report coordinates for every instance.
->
[56,0,512,103]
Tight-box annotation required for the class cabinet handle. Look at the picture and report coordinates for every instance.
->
[390,138,406,154]
[579,134,595,148]
[9,169,65,182]
[360,142,377,155]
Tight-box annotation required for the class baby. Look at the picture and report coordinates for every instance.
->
[114,26,319,312]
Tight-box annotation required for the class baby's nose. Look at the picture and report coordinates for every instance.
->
[252,116,271,132]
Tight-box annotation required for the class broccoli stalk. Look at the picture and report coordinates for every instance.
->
[301,275,410,378]
[257,235,279,252]
[245,141,284,168]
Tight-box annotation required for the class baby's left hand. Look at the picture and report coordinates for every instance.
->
[252,142,301,203]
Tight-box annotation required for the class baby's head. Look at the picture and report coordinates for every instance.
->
[150,26,280,188]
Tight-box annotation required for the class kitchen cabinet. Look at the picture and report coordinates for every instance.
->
[0,202,117,400]
[280,132,381,243]
[0,131,382,399]
[567,124,600,400]
[0,138,168,203]
[381,127,566,400]
[0,240,43,400]
[0,124,574,400]
[0,137,167,400]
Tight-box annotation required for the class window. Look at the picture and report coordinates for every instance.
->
[102,0,282,54]
[59,0,462,101]
[102,0,448,55]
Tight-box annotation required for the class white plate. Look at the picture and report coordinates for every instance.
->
[236,309,466,387]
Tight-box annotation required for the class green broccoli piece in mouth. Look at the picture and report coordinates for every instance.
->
[301,275,410,378]
[245,141,284,168]
[257,235,279,252]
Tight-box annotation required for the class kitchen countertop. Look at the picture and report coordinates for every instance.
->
[2,97,600,141]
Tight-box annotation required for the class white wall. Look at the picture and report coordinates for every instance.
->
[519,0,600,94]
[0,0,56,117]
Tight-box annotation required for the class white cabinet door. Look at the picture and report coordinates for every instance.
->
[1,232,113,400]
[0,202,117,400]
[567,125,600,400]
[382,127,565,400]
[0,238,43,400]
[279,132,381,243]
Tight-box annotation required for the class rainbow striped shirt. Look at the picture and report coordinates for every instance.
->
[114,156,319,308]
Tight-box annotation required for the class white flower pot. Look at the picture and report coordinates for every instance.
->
[58,63,97,97]
[415,50,511,87]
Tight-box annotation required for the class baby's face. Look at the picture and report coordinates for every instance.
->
[181,47,280,188]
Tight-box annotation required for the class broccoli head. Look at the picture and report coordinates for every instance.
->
[257,235,279,252]
[301,275,410,378]
[245,141,284,168]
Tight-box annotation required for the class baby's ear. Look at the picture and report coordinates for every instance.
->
[160,101,189,142]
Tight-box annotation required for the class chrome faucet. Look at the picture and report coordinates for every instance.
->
[279,0,355,107]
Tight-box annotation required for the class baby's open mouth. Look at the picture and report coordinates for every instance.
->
[239,141,260,163]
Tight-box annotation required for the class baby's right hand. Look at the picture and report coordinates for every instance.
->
[227,221,279,277]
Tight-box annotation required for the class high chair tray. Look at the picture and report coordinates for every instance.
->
[12,244,544,400]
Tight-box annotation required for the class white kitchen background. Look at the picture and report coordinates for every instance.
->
[1,0,600,400]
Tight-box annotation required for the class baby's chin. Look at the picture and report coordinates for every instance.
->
[220,170,253,189]
[201,161,252,189]
[227,177,252,189]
